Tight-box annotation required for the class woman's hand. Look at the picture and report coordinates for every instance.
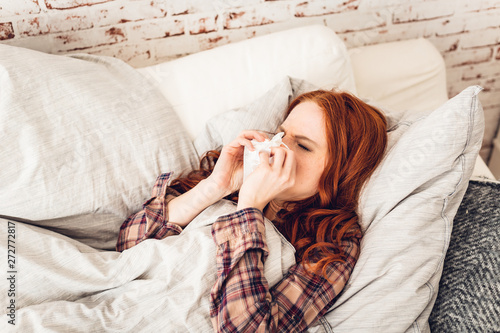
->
[167,131,266,227]
[237,146,296,211]
[207,130,268,198]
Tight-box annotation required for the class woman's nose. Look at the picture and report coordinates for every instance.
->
[281,136,292,149]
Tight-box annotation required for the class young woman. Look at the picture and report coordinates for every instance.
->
[116,89,388,332]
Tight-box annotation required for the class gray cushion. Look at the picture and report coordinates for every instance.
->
[0,45,198,249]
[193,76,317,156]
[429,180,500,332]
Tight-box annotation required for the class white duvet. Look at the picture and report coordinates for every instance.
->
[0,200,296,332]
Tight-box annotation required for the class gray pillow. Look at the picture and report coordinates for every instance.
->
[429,179,500,332]
[193,76,317,156]
[0,44,198,249]
[324,85,484,332]
[195,80,485,332]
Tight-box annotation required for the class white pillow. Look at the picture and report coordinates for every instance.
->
[137,24,357,140]
[0,44,198,249]
[321,85,484,332]
[193,76,317,155]
[194,80,484,332]
[348,38,448,113]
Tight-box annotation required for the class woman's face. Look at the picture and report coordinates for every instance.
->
[276,101,329,202]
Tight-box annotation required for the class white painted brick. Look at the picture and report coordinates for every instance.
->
[426,34,462,53]
[455,0,500,13]
[448,78,474,98]
[323,9,387,34]
[45,0,112,10]
[392,1,454,24]
[153,34,201,61]
[224,3,292,29]
[339,21,428,48]
[158,20,298,57]
[481,77,500,92]
[92,0,168,27]
[161,0,241,15]
[0,0,40,16]
[463,10,500,31]
[152,20,278,63]
[483,92,500,109]
[127,17,184,41]
[483,103,500,123]
[17,10,94,36]
[194,27,251,51]
[357,0,411,10]
[0,22,15,40]
[1,33,53,53]
[425,17,467,37]
[461,62,500,81]
[427,10,500,38]
[443,47,494,67]
[211,0,260,14]
[197,32,231,50]
[84,43,153,67]
[481,100,500,159]
[295,0,360,17]
[52,25,127,51]
[460,28,500,48]
[187,13,218,35]
[445,67,463,92]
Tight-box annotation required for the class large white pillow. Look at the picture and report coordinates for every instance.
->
[193,76,317,155]
[320,86,484,332]
[0,44,198,249]
[137,24,357,140]
[193,79,484,332]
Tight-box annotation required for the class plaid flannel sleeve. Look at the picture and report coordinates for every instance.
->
[116,172,183,252]
[210,208,361,333]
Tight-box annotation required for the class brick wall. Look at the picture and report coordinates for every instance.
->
[1,0,499,165]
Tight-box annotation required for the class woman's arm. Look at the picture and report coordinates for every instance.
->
[209,208,361,332]
[170,129,268,226]
[116,172,227,251]
[166,177,226,227]
[116,172,179,251]
[117,130,268,252]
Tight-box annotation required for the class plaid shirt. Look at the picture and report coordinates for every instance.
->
[117,173,362,332]
[116,173,182,251]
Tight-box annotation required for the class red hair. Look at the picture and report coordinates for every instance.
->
[275,90,387,277]
[170,89,387,279]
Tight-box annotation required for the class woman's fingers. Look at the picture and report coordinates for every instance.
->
[239,130,268,148]
[226,130,268,152]
[258,150,271,168]
[269,147,286,169]
[239,130,268,141]
[259,147,295,182]
[281,148,296,178]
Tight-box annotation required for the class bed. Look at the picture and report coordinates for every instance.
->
[1,25,498,332]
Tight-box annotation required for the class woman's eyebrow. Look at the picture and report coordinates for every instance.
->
[278,125,319,147]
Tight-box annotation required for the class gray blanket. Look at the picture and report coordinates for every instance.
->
[429,180,500,332]
[1,200,296,332]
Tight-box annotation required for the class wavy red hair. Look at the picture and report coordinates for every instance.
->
[170,89,387,279]
[275,90,387,277]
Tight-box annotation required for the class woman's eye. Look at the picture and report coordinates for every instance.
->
[298,143,311,152]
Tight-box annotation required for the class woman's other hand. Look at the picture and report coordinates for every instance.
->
[237,146,296,211]
[207,130,268,198]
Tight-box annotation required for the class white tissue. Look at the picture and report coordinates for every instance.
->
[243,132,288,181]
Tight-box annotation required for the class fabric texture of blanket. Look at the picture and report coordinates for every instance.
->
[0,200,296,332]
[429,179,500,332]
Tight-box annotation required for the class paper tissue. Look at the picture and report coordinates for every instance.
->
[243,132,289,181]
